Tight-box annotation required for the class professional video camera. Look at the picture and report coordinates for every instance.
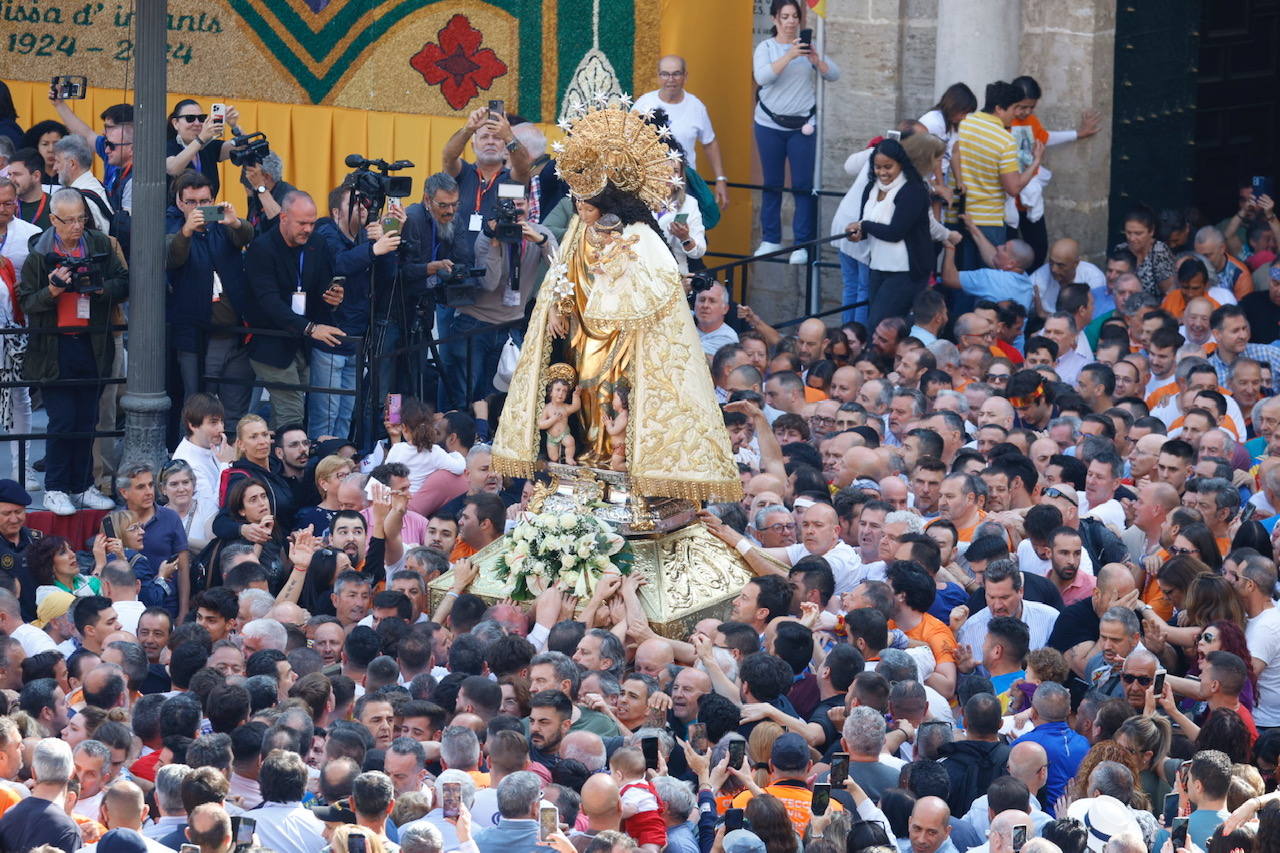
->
[344,154,414,217]
[44,251,110,293]
[229,132,271,167]
[432,262,486,307]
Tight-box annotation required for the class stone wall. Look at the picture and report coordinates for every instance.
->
[745,0,1117,324]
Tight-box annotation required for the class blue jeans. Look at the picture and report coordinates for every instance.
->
[308,349,357,438]
[45,335,99,494]
[436,306,466,412]
[840,254,870,324]
[958,223,1007,270]
[754,122,817,245]
[442,313,524,405]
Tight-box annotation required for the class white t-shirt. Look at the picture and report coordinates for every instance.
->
[1029,259,1106,312]
[385,442,466,492]
[0,218,42,283]
[1017,538,1094,577]
[171,438,229,508]
[785,540,865,598]
[112,599,146,636]
[698,322,739,357]
[11,622,56,656]
[634,90,716,172]
[1247,605,1280,726]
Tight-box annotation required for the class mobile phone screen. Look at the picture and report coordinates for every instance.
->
[829,753,849,788]
[1162,791,1179,826]
[642,736,659,770]
[1153,671,1166,695]
[348,836,366,853]
[688,722,708,753]
[1011,825,1026,851]
[810,783,830,816]
[442,781,461,819]
[1171,818,1188,849]
[539,806,558,841]
[725,808,744,832]
[728,739,746,769]
[235,817,255,846]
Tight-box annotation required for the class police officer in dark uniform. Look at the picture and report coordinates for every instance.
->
[0,480,42,622]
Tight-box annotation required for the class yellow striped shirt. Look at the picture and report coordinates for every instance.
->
[958,111,1018,227]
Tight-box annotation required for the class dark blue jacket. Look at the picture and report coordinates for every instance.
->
[244,223,335,369]
[164,206,255,352]
[311,218,395,355]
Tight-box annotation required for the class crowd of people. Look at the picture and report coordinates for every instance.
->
[0,1,1280,853]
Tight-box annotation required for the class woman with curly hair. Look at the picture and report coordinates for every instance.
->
[28,535,99,598]
[1166,620,1255,708]
[1066,740,1151,812]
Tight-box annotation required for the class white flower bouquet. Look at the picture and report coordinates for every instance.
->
[494,510,633,600]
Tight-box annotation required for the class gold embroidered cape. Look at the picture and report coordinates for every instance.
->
[492,217,742,502]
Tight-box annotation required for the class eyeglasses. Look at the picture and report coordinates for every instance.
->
[432,200,460,209]
[1169,545,1197,556]
[759,522,796,533]
[103,141,133,151]
[1121,673,1153,686]
[658,70,686,78]
[51,213,88,225]
[984,373,1010,383]
[0,200,16,209]
[126,523,145,533]
[1199,631,1218,643]
[176,114,207,123]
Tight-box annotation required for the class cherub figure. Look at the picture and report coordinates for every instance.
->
[603,382,630,471]
[539,371,582,464]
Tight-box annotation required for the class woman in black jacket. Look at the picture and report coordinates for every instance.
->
[847,138,934,330]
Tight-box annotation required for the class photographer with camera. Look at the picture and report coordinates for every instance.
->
[165,172,256,428]
[450,183,555,403]
[439,105,531,410]
[244,191,346,430]
[395,171,460,399]
[309,180,403,439]
[17,187,127,515]
[241,153,295,235]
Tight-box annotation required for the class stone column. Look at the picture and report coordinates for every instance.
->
[120,0,173,473]
[1019,0,1115,258]
[933,0,1023,97]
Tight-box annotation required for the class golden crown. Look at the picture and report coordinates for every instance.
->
[544,362,578,388]
[552,93,683,212]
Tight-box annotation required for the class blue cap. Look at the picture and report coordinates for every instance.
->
[0,480,31,508]
[97,829,149,853]
[769,731,811,771]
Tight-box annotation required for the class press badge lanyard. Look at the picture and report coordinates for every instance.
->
[53,234,91,319]
[469,168,500,231]
[290,250,306,315]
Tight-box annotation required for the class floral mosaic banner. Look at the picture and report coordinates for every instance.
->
[2,0,659,122]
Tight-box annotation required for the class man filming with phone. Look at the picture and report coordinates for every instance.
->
[447,183,554,404]
[309,180,402,438]
[439,103,531,409]
[166,171,256,423]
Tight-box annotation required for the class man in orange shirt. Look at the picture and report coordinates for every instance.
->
[886,561,956,699]
[932,472,986,548]
[449,493,505,563]
[730,733,841,834]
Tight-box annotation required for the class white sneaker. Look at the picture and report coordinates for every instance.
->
[754,241,783,256]
[78,486,116,510]
[789,248,809,265]
[44,490,77,516]
[24,470,41,492]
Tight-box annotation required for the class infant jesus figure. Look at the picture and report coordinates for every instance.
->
[538,365,582,465]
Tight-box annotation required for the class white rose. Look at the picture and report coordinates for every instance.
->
[559,513,578,530]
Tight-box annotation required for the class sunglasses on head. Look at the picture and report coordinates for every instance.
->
[1122,673,1153,686]
[1042,487,1072,502]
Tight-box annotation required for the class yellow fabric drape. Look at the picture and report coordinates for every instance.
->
[5,81,553,212]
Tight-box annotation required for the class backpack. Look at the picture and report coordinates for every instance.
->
[78,187,131,257]
[941,739,1011,816]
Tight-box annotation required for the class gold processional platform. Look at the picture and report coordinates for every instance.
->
[427,463,754,638]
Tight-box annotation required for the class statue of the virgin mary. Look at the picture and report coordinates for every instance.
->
[491,100,741,503]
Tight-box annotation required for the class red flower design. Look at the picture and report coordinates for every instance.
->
[410,14,509,110]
